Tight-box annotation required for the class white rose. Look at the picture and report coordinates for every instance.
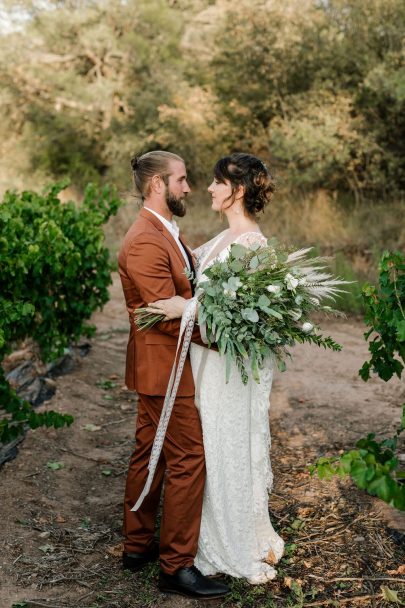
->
[224,289,236,299]
[285,273,299,291]
[302,322,314,334]
[266,284,281,295]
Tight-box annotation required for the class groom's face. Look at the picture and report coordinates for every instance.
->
[164,160,190,218]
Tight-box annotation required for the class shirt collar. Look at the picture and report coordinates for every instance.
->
[144,207,179,238]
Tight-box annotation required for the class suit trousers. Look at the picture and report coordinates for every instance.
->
[123,393,206,574]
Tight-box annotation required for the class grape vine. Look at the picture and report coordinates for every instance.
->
[0,181,123,444]
[311,251,405,510]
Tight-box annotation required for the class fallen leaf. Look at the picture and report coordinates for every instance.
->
[47,461,64,471]
[83,423,102,432]
[39,544,55,553]
[381,585,403,604]
[56,514,66,524]
[38,531,50,539]
[303,560,313,568]
[265,549,277,565]
[388,565,405,575]
[297,507,312,518]
[106,543,124,558]
[291,518,305,530]
[284,576,303,590]
[102,469,112,476]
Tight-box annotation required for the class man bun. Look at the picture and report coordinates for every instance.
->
[130,156,140,171]
[129,150,184,200]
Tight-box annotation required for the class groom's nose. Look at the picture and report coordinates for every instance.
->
[183,181,191,194]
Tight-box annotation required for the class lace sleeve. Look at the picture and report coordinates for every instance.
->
[234,232,268,248]
[193,242,210,264]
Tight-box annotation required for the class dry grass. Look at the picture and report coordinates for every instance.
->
[104,188,405,314]
[106,188,405,255]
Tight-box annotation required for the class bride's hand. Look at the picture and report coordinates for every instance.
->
[146,295,188,320]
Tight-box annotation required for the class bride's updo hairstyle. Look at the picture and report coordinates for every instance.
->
[130,150,184,200]
[214,153,275,216]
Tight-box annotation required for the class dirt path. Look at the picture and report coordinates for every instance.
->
[1,274,404,608]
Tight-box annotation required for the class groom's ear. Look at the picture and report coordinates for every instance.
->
[151,174,164,195]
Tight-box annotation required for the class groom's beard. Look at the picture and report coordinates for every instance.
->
[166,189,187,217]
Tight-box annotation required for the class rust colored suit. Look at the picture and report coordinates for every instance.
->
[118,208,206,574]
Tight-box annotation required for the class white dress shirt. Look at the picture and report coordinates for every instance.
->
[144,207,190,271]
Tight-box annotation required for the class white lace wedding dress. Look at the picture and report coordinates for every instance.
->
[191,230,284,584]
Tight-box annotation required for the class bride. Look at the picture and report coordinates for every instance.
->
[148,153,285,584]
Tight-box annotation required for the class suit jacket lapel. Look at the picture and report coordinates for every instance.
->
[140,208,188,272]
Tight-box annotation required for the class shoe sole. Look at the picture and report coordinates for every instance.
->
[158,586,229,600]
[122,559,157,573]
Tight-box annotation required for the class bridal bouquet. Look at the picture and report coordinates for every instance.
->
[134,239,347,384]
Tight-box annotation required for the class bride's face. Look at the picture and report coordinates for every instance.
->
[208,178,233,213]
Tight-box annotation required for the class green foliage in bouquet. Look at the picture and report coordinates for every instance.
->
[310,251,405,510]
[198,240,344,384]
[0,181,123,443]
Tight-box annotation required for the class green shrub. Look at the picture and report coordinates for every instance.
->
[310,251,405,510]
[0,181,123,443]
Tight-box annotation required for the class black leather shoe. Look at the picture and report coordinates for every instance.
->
[159,565,230,599]
[122,541,159,572]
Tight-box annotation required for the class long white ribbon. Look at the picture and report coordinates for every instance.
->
[131,297,199,511]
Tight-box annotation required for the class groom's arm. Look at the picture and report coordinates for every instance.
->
[126,234,205,345]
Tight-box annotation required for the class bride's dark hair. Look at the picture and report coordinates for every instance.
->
[213,153,275,216]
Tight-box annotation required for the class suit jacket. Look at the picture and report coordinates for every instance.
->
[118,208,204,396]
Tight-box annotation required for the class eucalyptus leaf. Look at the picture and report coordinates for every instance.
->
[249,256,259,270]
[230,259,243,272]
[241,308,259,323]
[258,294,270,308]
[225,349,232,383]
[230,244,248,259]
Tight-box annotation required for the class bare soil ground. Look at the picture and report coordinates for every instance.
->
[1,274,404,608]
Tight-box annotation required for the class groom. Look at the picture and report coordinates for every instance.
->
[118,150,229,599]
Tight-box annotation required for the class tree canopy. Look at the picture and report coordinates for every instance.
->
[0,0,404,197]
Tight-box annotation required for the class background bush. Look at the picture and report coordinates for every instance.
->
[0,0,404,199]
[0,181,123,443]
